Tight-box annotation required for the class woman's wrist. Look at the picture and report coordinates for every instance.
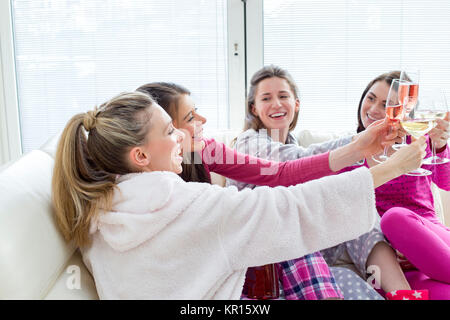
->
[329,141,364,172]
[352,131,376,159]
[369,161,402,188]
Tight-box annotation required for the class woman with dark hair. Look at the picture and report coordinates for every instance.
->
[227,65,432,300]
[137,83,210,183]
[52,91,424,299]
[137,81,404,300]
[356,71,401,133]
[351,71,450,299]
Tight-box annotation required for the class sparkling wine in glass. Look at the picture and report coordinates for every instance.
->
[399,120,433,176]
[372,79,403,163]
[393,70,420,150]
[398,88,442,176]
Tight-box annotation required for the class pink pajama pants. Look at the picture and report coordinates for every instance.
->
[380,207,450,299]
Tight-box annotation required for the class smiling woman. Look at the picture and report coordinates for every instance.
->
[48,84,428,300]
[226,65,433,301]
[350,70,450,300]
[137,79,428,300]
[360,81,391,127]
[357,71,401,133]
[242,65,300,144]
[250,76,300,144]
[128,105,185,174]
[174,94,207,153]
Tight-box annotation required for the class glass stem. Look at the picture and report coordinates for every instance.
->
[382,145,388,157]
[431,139,437,163]
[383,122,393,157]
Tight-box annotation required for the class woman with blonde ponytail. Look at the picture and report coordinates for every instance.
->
[52,92,153,248]
[51,91,426,299]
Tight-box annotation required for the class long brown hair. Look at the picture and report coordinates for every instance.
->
[356,71,401,133]
[52,91,155,248]
[243,65,300,133]
[136,82,211,183]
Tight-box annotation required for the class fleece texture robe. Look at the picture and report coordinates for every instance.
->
[82,167,377,299]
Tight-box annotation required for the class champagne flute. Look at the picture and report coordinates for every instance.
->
[420,88,449,165]
[372,79,404,163]
[393,70,420,150]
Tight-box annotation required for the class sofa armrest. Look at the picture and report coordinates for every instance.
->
[0,150,76,299]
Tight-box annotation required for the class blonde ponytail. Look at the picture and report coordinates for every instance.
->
[52,91,155,248]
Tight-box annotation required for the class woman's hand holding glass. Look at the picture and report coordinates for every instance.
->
[428,111,450,153]
[404,87,449,167]
[386,136,427,175]
[354,116,402,159]
[330,117,401,170]
[353,114,427,177]
[372,79,404,163]
[423,106,449,165]
[368,136,427,188]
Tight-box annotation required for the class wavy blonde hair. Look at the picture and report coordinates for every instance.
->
[52,91,155,248]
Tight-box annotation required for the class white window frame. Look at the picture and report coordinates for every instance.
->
[227,0,247,131]
[0,0,248,165]
[0,0,21,165]
[245,0,264,90]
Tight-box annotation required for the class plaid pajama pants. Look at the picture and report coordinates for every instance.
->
[241,251,343,300]
[241,249,385,300]
[277,252,344,300]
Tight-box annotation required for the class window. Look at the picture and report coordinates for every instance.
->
[2,0,450,163]
[10,0,229,153]
[261,0,450,134]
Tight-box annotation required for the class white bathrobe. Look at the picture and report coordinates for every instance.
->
[82,167,377,300]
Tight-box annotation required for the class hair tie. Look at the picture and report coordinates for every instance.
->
[83,109,98,132]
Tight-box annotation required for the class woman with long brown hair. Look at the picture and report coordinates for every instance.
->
[137,81,419,300]
[52,90,425,299]
[352,71,450,300]
[227,65,431,300]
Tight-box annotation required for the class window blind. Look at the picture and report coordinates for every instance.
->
[11,0,228,153]
[263,0,450,134]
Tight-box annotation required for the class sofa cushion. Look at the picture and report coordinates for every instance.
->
[0,150,75,299]
[295,129,350,147]
[39,134,60,159]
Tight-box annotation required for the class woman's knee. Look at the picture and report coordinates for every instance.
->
[380,207,419,235]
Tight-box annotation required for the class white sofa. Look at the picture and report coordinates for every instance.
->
[1,130,448,300]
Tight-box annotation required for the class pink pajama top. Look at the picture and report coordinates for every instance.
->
[342,137,450,220]
[199,137,335,187]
